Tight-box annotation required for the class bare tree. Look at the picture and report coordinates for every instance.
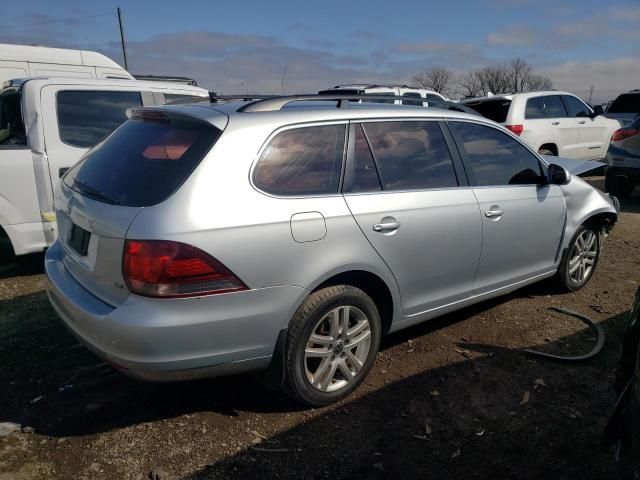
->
[507,57,532,92]
[457,71,483,98]
[524,74,553,91]
[412,67,454,94]
[476,65,511,95]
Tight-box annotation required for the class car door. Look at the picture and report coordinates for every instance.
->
[343,120,482,316]
[448,120,566,295]
[562,94,607,159]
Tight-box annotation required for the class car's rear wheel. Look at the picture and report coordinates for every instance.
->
[283,285,381,406]
[556,224,600,291]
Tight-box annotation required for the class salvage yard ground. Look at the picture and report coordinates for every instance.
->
[1,178,639,480]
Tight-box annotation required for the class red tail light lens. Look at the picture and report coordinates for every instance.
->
[612,128,639,142]
[505,124,524,136]
[123,240,248,298]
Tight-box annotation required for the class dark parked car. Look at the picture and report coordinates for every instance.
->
[606,115,640,198]
[603,287,640,479]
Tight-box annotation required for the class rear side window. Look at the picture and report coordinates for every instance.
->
[64,116,220,207]
[465,99,511,123]
[362,92,395,104]
[562,95,591,118]
[361,121,458,191]
[451,122,542,186]
[347,125,382,192]
[57,90,142,148]
[608,93,640,114]
[525,96,567,119]
[402,92,423,106]
[253,124,346,196]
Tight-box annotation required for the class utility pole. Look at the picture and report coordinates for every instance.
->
[588,85,594,105]
[117,7,129,71]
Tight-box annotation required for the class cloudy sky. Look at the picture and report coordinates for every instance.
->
[2,0,639,102]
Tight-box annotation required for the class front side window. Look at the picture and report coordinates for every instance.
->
[451,122,543,186]
[562,95,591,118]
[57,90,143,148]
[361,121,458,191]
[253,124,346,196]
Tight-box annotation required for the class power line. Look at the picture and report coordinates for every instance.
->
[0,12,114,29]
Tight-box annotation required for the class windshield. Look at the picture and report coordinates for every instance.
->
[608,93,640,114]
[0,88,26,146]
[63,116,221,207]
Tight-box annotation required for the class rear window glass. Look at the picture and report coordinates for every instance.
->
[57,90,143,148]
[63,116,220,207]
[253,124,346,196]
[608,93,640,114]
[464,99,511,123]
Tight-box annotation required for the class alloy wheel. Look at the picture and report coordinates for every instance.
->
[568,229,597,284]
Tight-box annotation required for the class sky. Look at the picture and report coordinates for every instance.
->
[1,0,639,103]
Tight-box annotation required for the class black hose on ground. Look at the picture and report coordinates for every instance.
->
[524,306,606,361]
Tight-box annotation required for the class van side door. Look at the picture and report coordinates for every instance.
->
[343,119,482,317]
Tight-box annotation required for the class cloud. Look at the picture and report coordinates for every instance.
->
[486,25,537,47]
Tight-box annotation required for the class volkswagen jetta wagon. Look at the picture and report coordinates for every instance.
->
[45,95,619,406]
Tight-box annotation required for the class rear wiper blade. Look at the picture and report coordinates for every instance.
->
[73,180,121,205]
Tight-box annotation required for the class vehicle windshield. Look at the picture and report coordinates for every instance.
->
[0,88,26,146]
[463,98,511,123]
[608,93,640,114]
[63,115,221,207]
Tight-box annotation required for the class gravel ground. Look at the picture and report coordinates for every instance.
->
[0,180,639,480]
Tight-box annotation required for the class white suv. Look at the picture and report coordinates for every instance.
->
[320,84,447,105]
[463,91,620,160]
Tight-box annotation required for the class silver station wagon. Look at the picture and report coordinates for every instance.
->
[46,95,619,406]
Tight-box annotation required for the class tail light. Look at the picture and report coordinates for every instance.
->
[612,128,639,142]
[123,240,248,298]
[505,124,524,136]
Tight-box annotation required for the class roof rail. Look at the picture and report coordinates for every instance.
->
[209,93,277,103]
[233,93,474,113]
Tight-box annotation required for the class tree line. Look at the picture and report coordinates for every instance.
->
[412,58,553,98]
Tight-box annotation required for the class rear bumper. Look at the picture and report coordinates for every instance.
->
[45,240,308,381]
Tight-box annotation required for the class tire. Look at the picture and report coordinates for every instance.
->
[538,147,555,156]
[556,224,601,292]
[283,285,381,406]
[606,170,634,199]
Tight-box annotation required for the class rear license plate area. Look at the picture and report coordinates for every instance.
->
[69,224,90,256]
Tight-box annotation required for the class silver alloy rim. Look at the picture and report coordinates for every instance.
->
[304,305,372,393]
[569,229,597,284]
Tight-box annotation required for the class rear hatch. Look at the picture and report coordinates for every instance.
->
[605,93,640,127]
[462,97,512,123]
[57,107,224,306]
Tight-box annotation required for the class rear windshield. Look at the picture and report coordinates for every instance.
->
[608,93,640,114]
[464,99,511,123]
[63,116,221,207]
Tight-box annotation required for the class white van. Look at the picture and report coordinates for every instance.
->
[0,77,209,259]
[0,43,133,84]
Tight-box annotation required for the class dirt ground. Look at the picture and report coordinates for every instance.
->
[1,179,639,480]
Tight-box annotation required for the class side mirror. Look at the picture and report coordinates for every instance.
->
[547,163,570,185]
[592,105,604,116]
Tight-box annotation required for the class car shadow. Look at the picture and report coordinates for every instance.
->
[0,280,626,441]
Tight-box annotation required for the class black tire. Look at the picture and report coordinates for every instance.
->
[283,285,381,406]
[538,147,555,156]
[606,170,634,198]
[555,224,601,292]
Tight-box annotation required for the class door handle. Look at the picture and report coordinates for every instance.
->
[551,121,560,126]
[485,209,504,218]
[578,120,586,124]
[373,221,401,232]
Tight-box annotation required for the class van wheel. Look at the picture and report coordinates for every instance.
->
[283,285,381,406]
[556,224,600,292]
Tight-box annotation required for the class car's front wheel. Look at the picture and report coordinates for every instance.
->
[283,285,381,406]
[556,224,601,291]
